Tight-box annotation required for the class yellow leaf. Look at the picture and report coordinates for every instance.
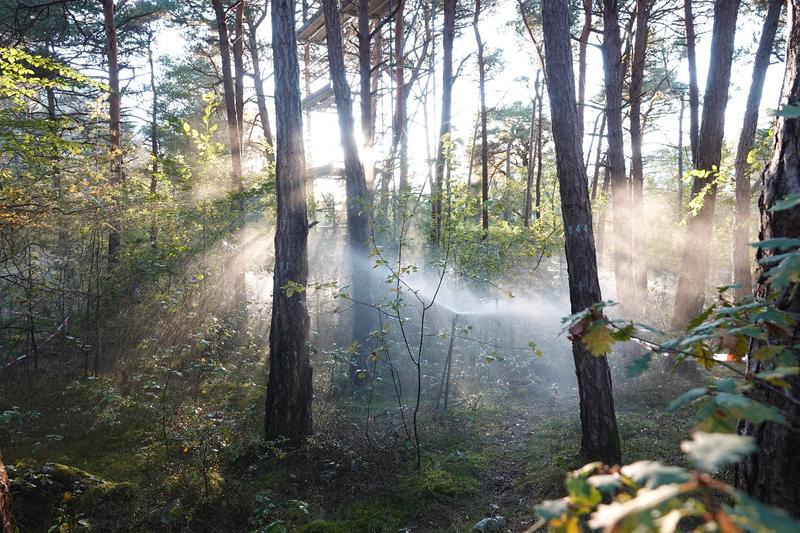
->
[582,324,615,356]
[754,345,783,362]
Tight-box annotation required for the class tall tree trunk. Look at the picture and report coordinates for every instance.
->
[393,0,408,190]
[211,0,245,213]
[601,0,636,312]
[596,164,610,264]
[322,0,373,387]
[246,7,275,164]
[148,38,159,247]
[475,0,489,236]
[234,1,245,142]
[467,110,478,187]
[433,0,456,242]
[535,78,543,220]
[629,0,649,310]
[740,1,800,514]
[102,0,122,265]
[684,0,699,165]
[542,0,621,464]
[524,72,539,228]
[577,0,592,141]
[732,0,782,300]
[677,94,685,212]
[672,0,740,329]
[265,0,313,442]
[590,115,606,201]
[358,0,375,193]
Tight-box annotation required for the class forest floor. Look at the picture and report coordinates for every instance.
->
[2,362,697,532]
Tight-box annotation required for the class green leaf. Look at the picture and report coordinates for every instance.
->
[714,392,786,425]
[534,498,570,521]
[566,475,602,510]
[625,353,652,378]
[713,378,737,393]
[770,192,800,212]
[611,323,636,342]
[754,345,785,362]
[687,305,715,330]
[587,474,622,496]
[751,237,800,249]
[727,492,800,533]
[680,432,755,472]
[775,104,800,119]
[755,367,800,388]
[667,387,707,412]
[620,461,691,488]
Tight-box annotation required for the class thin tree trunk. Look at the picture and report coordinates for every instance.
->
[211,0,245,213]
[433,0,456,242]
[148,38,159,247]
[542,0,621,464]
[601,0,636,312]
[475,0,489,235]
[102,0,122,265]
[629,0,650,310]
[524,72,538,228]
[684,0,699,165]
[577,0,592,141]
[322,0,373,387]
[234,1,245,143]
[358,0,377,194]
[732,0,782,300]
[590,115,606,201]
[672,0,740,329]
[467,110,479,188]
[265,0,313,442]
[393,0,408,190]
[535,80,543,220]
[677,94,685,212]
[740,2,800,514]
[246,7,275,164]
[596,164,610,264]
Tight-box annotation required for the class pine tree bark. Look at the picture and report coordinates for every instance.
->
[148,37,159,247]
[740,1,800,514]
[601,0,636,311]
[542,0,621,464]
[265,0,313,442]
[524,73,538,228]
[534,77,543,221]
[672,0,740,329]
[433,0,456,242]
[322,0,373,387]
[590,114,606,201]
[211,0,245,212]
[357,0,375,192]
[629,0,649,309]
[732,0,782,300]
[475,0,489,235]
[233,1,246,143]
[102,0,123,265]
[393,0,408,190]
[677,94,685,211]
[577,0,592,141]
[684,0,699,165]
